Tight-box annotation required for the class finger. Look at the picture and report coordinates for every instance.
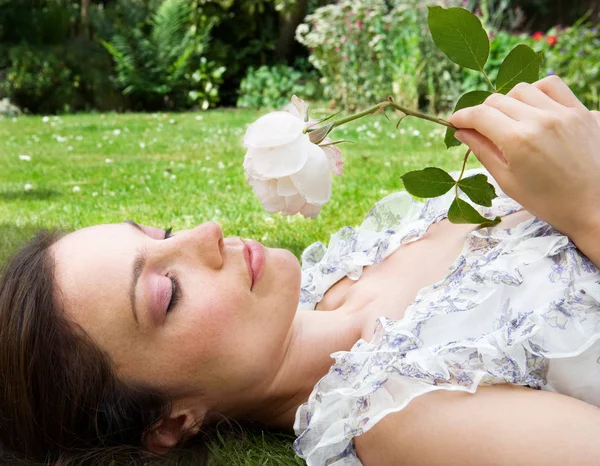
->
[483,92,544,121]
[592,110,600,127]
[507,82,564,112]
[449,105,519,147]
[455,129,509,184]
[532,76,587,109]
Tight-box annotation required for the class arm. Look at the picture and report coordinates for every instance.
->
[448,76,600,268]
[355,384,600,466]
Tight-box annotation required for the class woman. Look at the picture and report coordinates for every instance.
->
[2,76,600,466]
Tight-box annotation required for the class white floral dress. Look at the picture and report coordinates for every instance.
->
[293,169,600,466]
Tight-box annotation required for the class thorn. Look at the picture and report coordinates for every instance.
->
[395,114,408,129]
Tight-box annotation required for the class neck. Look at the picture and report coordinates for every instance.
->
[238,307,364,432]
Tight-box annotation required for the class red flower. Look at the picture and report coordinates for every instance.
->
[546,35,558,47]
[532,31,543,41]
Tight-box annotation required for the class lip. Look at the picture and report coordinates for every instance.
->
[242,239,264,290]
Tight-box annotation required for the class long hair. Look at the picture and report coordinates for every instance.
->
[0,230,211,465]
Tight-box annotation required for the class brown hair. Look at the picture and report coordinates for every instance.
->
[0,230,210,465]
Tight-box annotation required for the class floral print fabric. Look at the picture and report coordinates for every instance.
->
[293,170,600,466]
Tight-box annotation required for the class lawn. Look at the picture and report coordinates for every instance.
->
[0,107,475,465]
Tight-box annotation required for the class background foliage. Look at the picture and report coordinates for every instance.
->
[0,0,596,114]
[99,0,224,110]
[237,62,322,109]
[295,0,467,111]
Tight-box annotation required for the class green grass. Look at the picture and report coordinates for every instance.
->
[0,108,475,464]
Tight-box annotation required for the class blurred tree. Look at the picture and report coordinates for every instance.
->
[80,0,91,36]
[274,0,308,61]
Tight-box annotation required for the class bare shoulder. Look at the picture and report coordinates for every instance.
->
[355,384,600,466]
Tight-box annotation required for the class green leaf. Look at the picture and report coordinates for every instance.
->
[496,44,543,94]
[427,6,490,71]
[457,174,497,207]
[401,168,456,198]
[448,198,501,226]
[445,90,492,148]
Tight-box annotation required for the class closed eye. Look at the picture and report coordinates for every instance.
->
[166,273,180,314]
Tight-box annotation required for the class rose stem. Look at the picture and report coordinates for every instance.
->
[329,101,457,130]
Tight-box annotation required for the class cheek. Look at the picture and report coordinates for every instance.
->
[178,287,248,345]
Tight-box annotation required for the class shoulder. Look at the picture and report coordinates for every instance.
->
[355,384,600,466]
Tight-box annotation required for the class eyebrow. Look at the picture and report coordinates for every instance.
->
[124,220,145,325]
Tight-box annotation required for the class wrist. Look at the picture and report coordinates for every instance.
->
[568,211,600,266]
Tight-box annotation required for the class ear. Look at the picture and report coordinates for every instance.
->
[145,404,205,454]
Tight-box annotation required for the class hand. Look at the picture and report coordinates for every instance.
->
[448,76,600,250]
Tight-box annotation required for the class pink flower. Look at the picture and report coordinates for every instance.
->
[532,31,543,41]
[243,97,343,219]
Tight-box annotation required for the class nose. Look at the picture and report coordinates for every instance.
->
[172,221,224,268]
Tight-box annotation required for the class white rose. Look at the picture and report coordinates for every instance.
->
[243,97,342,219]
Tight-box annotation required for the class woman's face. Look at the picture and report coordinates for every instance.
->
[51,221,301,410]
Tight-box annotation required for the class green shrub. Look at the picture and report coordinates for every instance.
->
[0,42,123,114]
[0,46,75,114]
[101,0,225,110]
[535,23,600,110]
[237,64,322,109]
[295,0,466,112]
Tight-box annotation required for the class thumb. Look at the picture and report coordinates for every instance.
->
[592,110,600,127]
[455,129,509,183]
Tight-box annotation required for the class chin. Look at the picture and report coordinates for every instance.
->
[263,247,302,294]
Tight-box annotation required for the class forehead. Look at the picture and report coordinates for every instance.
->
[53,223,136,262]
[52,223,139,291]
[51,224,140,348]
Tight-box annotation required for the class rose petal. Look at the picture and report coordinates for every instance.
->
[290,143,332,205]
[283,194,306,216]
[243,111,305,148]
[285,96,309,122]
[277,176,298,196]
[299,203,322,219]
[321,138,344,176]
[248,178,285,214]
[244,133,311,178]
[243,153,269,181]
